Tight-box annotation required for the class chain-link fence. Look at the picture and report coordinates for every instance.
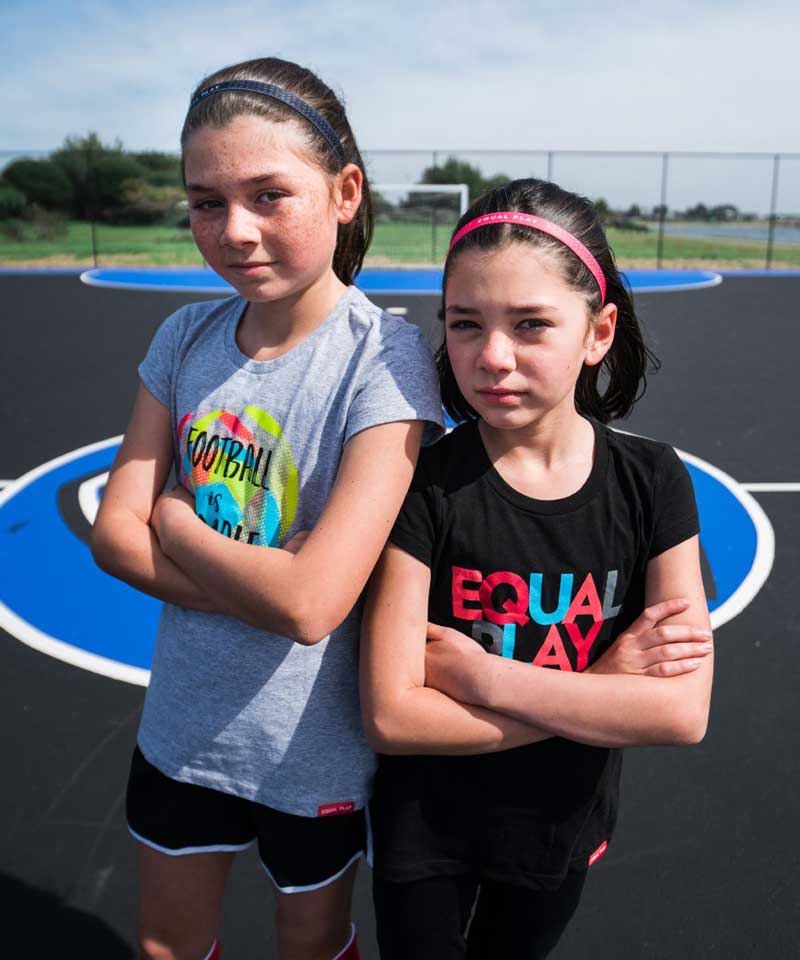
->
[364,150,800,270]
[2,147,799,269]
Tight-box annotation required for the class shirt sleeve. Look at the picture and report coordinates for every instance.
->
[345,322,444,446]
[649,445,701,559]
[137,308,186,407]
[387,454,440,569]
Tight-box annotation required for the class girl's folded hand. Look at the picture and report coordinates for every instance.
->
[588,598,713,678]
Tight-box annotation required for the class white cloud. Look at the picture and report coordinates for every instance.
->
[2,0,799,211]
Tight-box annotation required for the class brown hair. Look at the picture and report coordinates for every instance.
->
[181,57,373,286]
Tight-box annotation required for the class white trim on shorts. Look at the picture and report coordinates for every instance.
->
[201,940,219,960]
[128,824,255,856]
[260,849,364,894]
[331,923,356,959]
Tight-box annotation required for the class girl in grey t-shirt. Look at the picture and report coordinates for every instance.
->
[92,56,442,960]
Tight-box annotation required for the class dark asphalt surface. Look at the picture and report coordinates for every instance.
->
[1,274,798,958]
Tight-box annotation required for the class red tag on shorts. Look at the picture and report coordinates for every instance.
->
[588,840,608,866]
[317,801,356,817]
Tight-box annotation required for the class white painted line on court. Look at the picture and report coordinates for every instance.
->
[0,434,778,681]
[80,272,231,295]
[614,427,776,629]
[0,480,11,490]
[0,437,151,685]
[0,599,151,686]
[677,450,775,631]
[0,437,120,501]
[78,472,108,525]
[386,307,408,316]
[741,482,800,492]
[635,273,723,294]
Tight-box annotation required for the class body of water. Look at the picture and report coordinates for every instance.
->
[662,222,800,245]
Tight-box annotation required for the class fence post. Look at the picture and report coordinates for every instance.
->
[431,152,439,264]
[656,152,669,270]
[765,154,780,270]
[90,219,98,268]
[86,140,99,268]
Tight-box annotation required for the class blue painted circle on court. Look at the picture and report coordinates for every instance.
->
[79,267,722,296]
[683,462,755,615]
[0,437,769,684]
[0,443,160,675]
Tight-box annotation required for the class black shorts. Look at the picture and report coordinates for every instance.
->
[126,746,367,893]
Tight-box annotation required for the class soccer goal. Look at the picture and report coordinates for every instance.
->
[370,183,469,266]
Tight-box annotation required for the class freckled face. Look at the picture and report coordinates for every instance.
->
[445,244,609,430]
[183,114,343,302]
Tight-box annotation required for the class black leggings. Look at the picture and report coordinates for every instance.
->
[373,870,587,960]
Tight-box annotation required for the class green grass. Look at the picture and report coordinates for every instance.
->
[1,219,799,269]
[0,221,203,265]
[605,227,800,267]
[369,220,455,263]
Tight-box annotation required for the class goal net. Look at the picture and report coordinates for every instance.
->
[369,183,469,266]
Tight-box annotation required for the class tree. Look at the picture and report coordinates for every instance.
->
[3,158,73,211]
[0,179,28,218]
[685,203,710,221]
[709,204,739,222]
[592,198,611,224]
[419,157,509,204]
[51,132,146,220]
[110,180,186,225]
[131,151,183,187]
[92,153,148,211]
[371,190,395,219]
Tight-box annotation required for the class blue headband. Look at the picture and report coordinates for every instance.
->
[188,80,346,165]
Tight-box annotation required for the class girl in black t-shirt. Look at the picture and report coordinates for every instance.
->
[361,179,714,959]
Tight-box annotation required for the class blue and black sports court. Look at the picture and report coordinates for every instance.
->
[0,266,798,958]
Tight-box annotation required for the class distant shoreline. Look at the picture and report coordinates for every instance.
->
[659,220,800,245]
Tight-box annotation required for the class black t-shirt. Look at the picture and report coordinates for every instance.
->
[370,418,699,891]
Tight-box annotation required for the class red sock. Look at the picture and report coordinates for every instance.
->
[332,923,359,960]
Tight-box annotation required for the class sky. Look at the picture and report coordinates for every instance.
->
[2,0,799,212]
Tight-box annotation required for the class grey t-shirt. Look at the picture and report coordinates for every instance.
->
[136,286,443,816]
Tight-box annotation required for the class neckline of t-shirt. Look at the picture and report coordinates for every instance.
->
[223,284,359,375]
[473,417,609,516]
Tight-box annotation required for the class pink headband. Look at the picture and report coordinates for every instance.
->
[448,211,607,304]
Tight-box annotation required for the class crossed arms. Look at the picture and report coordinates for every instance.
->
[360,538,713,753]
[91,382,424,644]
